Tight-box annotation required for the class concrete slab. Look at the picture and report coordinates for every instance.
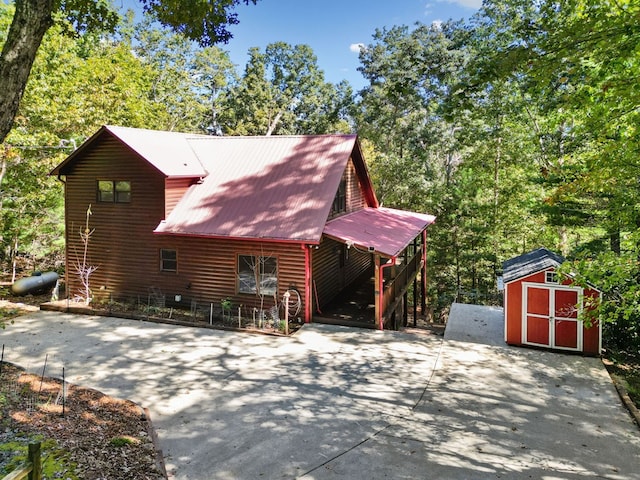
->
[1,309,639,479]
[445,302,505,346]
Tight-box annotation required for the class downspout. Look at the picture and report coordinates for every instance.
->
[422,229,428,289]
[302,244,312,323]
[378,255,396,330]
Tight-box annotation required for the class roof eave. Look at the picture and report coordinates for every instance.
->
[50,125,110,176]
[153,228,321,245]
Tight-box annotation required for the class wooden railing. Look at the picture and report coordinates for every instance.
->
[381,252,421,321]
[2,443,41,480]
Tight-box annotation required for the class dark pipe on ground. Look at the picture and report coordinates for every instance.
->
[11,271,59,296]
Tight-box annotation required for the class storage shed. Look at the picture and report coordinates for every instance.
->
[503,248,601,355]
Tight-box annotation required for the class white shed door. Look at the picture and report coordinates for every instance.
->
[523,283,582,351]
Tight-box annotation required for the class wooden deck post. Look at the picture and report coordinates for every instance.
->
[403,290,408,327]
[421,230,427,315]
[413,276,418,327]
[374,254,381,329]
[28,442,41,480]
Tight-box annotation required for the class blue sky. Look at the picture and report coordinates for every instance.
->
[118,0,481,90]
[225,0,481,90]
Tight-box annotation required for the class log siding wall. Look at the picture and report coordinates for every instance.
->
[147,236,307,315]
[327,158,368,220]
[63,137,166,302]
[312,237,371,310]
[60,135,378,323]
[165,178,197,217]
[61,137,307,317]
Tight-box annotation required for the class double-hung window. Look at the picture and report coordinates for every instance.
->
[160,249,177,272]
[331,178,347,215]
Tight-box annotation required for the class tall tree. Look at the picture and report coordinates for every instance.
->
[220,42,353,135]
[133,16,236,133]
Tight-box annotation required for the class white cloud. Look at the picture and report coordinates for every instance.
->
[440,0,482,9]
[349,43,366,54]
[432,19,443,29]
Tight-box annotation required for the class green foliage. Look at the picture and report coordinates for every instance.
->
[219,42,353,135]
[140,0,259,46]
[0,437,78,479]
[133,15,237,133]
[109,436,138,447]
[356,19,559,311]
[1,0,639,355]
[561,249,640,354]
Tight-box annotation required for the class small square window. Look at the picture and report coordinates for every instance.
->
[160,249,177,272]
[545,271,558,284]
[98,180,130,203]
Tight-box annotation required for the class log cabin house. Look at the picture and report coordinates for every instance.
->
[51,126,435,330]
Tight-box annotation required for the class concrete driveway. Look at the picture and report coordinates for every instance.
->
[1,306,639,479]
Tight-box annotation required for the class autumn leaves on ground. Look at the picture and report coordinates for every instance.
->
[0,360,165,480]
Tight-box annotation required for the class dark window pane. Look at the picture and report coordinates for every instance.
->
[238,255,256,293]
[115,181,131,203]
[260,257,277,295]
[98,180,114,202]
[160,249,177,272]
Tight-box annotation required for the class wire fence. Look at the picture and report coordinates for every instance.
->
[84,288,303,334]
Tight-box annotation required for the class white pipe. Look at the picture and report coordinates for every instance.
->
[283,291,291,335]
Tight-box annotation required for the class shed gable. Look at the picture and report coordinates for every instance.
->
[502,248,564,284]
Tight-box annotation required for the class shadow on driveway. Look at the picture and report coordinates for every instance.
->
[1,309,639,479]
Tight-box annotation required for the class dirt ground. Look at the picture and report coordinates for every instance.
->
[0,363,165,480]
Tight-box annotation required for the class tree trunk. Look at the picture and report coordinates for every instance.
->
[265,110,283,136]
[493,134,502,275]
[610,229,621,255]
[0,0,54,145]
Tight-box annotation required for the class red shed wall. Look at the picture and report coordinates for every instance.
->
[505,269,601,354]
[505,271,546,345]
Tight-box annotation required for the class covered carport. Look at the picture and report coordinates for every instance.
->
[319,207,435,330]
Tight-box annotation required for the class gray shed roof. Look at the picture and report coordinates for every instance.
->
[502,248,564,284]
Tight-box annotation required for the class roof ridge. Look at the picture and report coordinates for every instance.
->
[186,133,357,141]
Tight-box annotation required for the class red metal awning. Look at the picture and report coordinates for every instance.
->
[323,207,435,257]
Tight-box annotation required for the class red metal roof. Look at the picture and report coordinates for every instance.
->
[52,125,436,247]
[104,126,209,178]
[155,134,362,242]
[50,125,209,178]
[323,207,436,257]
